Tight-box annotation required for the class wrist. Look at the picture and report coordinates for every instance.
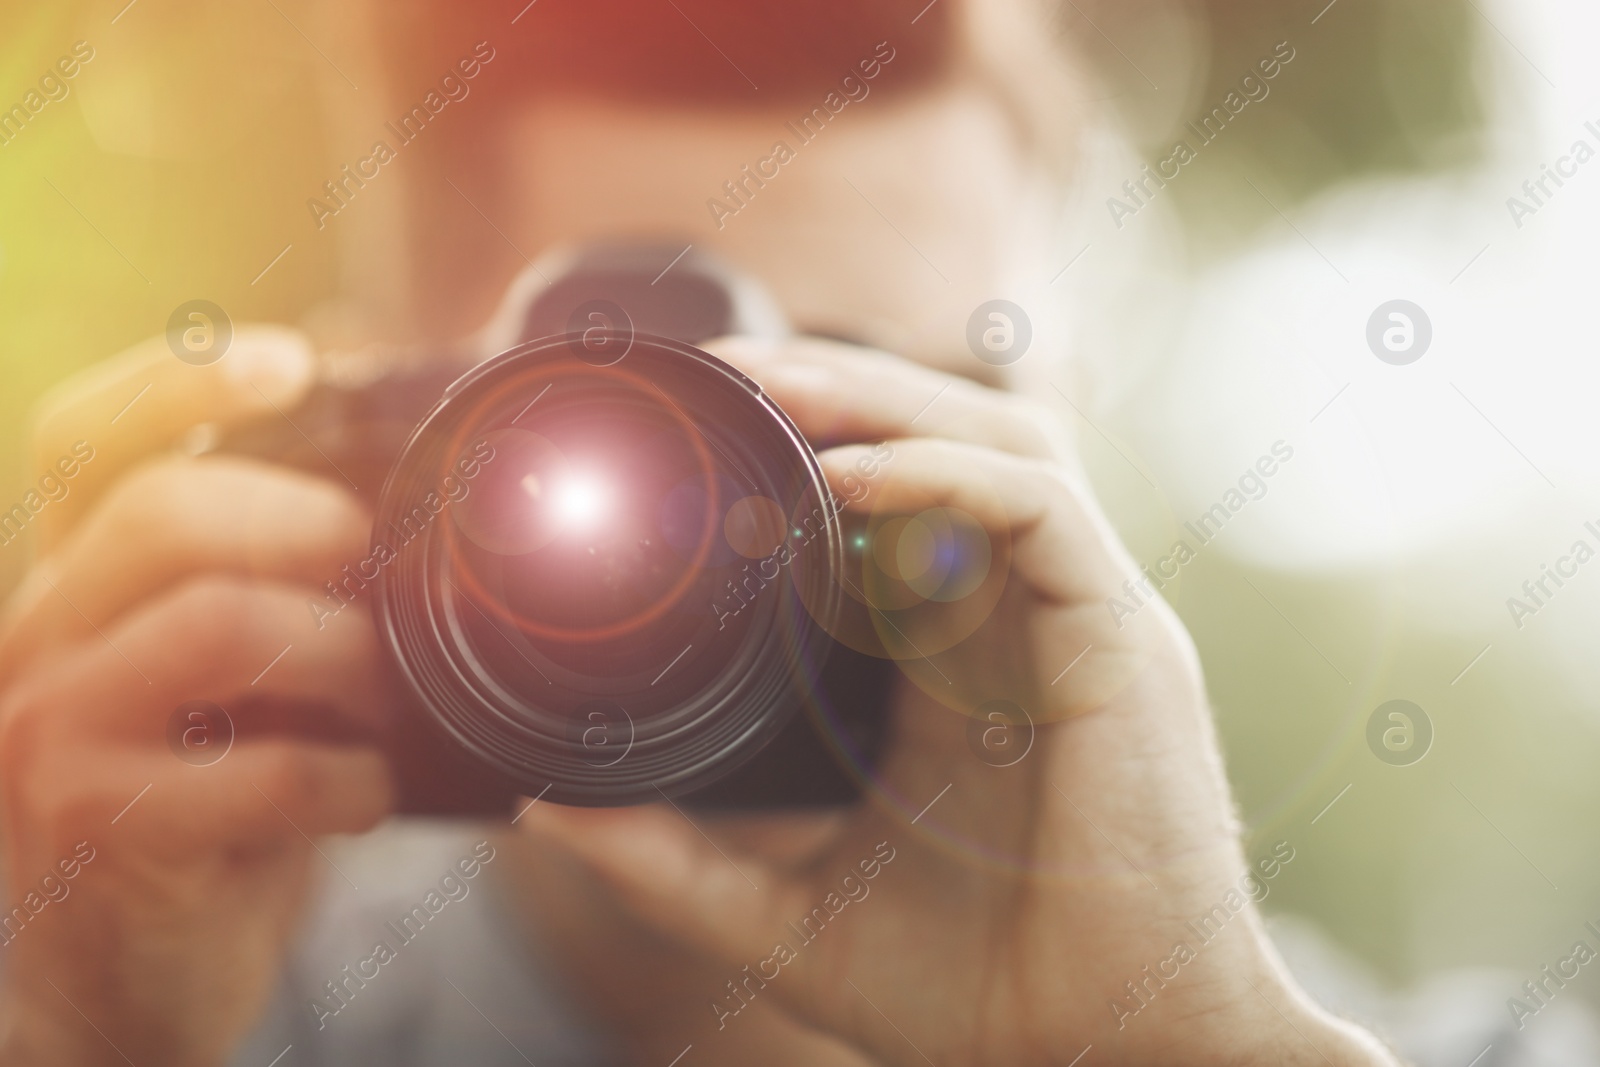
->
[1262,1009,1400,1067]
[0,983,224,1067]
[1103,936,1397,1067]
[1203,979,1400,1067]
[0,992,107,1067]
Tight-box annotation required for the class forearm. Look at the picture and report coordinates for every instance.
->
[0,991,168,1067]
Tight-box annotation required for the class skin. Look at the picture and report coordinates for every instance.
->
[0,19,1399,1067]
[0,333,394,1067]
[504,339,1400,1067]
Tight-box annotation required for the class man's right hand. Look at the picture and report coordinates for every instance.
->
[0,329,395,1067]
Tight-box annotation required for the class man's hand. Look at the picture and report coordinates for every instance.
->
[516,337,1399,1067]
[0,330,395,1067]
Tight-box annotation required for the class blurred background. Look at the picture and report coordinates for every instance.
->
[2,0,1596,1058]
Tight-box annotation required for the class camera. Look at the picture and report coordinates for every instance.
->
[218,243,893,814]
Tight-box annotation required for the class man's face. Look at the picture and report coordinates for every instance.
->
[500,87,1054,382]
[391,0,1067,380]
[429,0,953,104]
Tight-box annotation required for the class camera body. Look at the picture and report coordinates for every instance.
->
[220,244,892,815]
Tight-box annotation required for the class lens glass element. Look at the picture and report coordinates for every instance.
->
[374,335,840,805]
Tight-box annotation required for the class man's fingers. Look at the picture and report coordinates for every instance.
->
[821,438,1128,605]
[6,576,389,740]
[705,335,1066,460]
[29,326,314,545]
[139,742,395,846]
[516,802,809,970]
[13,743,393,858]
[0,456,369,662]
[821,438,1162,720]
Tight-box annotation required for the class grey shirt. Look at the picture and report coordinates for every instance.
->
[229,825,1600,1066]
[230,821,619,1067]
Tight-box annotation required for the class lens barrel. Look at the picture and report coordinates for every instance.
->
[372,332,843,806]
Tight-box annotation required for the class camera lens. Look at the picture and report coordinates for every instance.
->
[372,333,842,805]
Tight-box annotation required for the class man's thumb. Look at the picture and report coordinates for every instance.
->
[516,801,790,963]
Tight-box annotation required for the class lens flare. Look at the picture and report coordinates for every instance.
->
[547,472,611,530]
[452,428,570,556]
[724,494,788,558]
